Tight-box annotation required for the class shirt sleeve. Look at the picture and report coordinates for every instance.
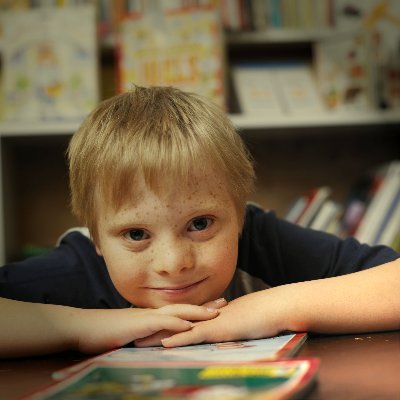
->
[0,231,130,309]
[238,204,400,287]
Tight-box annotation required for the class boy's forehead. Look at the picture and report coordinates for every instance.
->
[138,168,231,204]
[98,166,233,213]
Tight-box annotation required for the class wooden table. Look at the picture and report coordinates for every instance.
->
[0,331,399,399]
[300,331,400,399]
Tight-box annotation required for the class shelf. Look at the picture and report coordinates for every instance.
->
[0,109,399,138]
[226,28,356,45]
[0,120,82,137]
[229,110,400,130]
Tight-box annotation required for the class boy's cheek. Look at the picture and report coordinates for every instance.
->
[201,239,238,276]
[103,252,148,287]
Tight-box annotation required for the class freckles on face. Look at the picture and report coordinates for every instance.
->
[95,171,242,308]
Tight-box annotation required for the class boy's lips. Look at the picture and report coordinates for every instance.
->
[149,277,208,295]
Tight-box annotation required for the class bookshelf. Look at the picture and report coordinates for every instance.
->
[0,2,399,263]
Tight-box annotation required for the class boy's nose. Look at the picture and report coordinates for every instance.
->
[154,239,195,275]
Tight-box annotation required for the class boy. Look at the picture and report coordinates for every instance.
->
[0,86,399,358]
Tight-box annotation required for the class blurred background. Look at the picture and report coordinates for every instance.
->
[0,0,399,262]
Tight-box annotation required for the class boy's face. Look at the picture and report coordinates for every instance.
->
[94,171,241,308]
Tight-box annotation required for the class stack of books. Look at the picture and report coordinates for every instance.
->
[285,160,400,251]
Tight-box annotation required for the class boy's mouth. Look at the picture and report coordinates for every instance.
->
[149,277,208,295]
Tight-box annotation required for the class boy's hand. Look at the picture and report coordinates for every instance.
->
[73,300,227,354]
[136,290,288,348]
[134,298,228,347]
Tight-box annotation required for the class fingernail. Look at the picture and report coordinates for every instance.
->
[206,307,219,313]
[215,298,227,304]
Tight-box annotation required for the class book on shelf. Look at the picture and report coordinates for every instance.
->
[232,62,324,116]
[315,0,400,111]
[354,160,400,246]
[286,186,332,228]
[117,2,225,107]
[377,197,400,248]
[373,188,400,246]
[274,65,325,115]
[221,0,335,32]
[309,199,343,233]
[314,29,374,111]
[22,333,320,400]
[220,0,251,32]
[231,63,284,116]
[1,4,99,122]
[248,0,269,31]
[285,195,308,224]
[339,171,380,238]
[334,0,400,35]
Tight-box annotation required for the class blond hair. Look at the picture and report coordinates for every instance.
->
[68,86,255,236]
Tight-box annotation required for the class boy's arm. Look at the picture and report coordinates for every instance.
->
[144,259,400,348]
[0,298,223,358]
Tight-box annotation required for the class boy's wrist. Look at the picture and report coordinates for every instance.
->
[268,284,308,333]
[53,305,87,352]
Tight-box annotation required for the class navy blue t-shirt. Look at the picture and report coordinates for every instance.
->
[0,204,398,308]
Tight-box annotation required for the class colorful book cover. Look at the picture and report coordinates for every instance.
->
[274,64,325,115]
[53,333,307,381]
[231,63,284,115]
[321,0,400,111]
[314,29,374,111]
[232,62,324,116]
[22,358,319,400]
[117,4,225,107]
[1,4,99,121]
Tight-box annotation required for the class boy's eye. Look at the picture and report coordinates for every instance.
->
[124,229,149,241]
[189,217,212,232]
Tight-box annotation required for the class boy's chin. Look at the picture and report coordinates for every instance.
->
[142,294,220,308]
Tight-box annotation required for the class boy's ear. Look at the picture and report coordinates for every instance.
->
[95,244,103,256]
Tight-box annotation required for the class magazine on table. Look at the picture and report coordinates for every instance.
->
[21,333,318,399]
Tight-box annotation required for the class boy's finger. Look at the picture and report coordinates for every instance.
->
[202,298,228,309]
[134,330,170,347]
[158,304,220,321]
[134,316,193,340]
[160,327,206,348]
